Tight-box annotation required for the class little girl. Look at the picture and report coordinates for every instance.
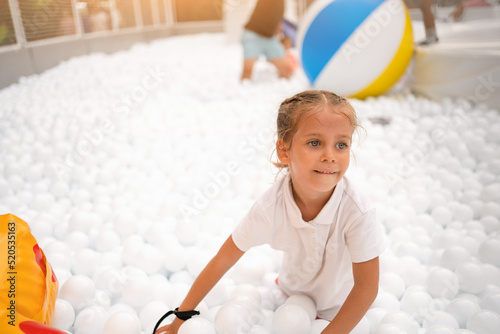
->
[156,90,385,334]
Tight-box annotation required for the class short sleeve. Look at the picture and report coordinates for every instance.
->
[345,209,385,263]
[232,201,272,252]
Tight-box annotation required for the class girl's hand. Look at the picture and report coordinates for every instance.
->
[155,318,184,334]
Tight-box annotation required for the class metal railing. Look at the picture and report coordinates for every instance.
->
[0,0,176,53]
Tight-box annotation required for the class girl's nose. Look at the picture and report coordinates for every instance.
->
[321,147,335,162]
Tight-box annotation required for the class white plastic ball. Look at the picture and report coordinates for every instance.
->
[68,210,94,233]
[456,330,475,334]
[426,268,459,299]
[309,319,329,334]
[51,180,70,198]
[432,206,453,226]
[139,301,170,330]
[480,183,500,202]
[380,311,419,334]
[422,310,459,330]
[478,239,500,266]
[175,221,200,245]
[453,204,474,222]
[466,310,500,334]
[31,192,55,211]
[371,290,401,311]
[456,263,487,294]
[461,236,480,256]
[400,289,432,324]
[93,266,125,296]
[162,241,188,273]
[72,248,101,276]
[74,306,107,334]
[432,230,461,249]
[113,211,138,236]
[286,295,317,322]
[394,241,425,262]
[482,264,500,286]
[249,325,272,334]
[53,268,72,290]
[52,298,76,331]
[30,219,53,239]
[480,216,499,234]
[121,235,145,266]
[410,193,430,213]
[374,323,408,334]
[64,231,90,251]
[121,272,152,308]
[145,222,173,245]
[424,325,456,334]
[204,279,231,308]
[103,311,142,334]
[108,303,138,317]
[273,303,311,334]
[71,188,91,206]
[178,317,216,334]
[380,272,406,299]
[231,256,266,285]
[400,259,428,287]
[481,202,500,218]
[170,270,195,285]
[94,229,122,252]
[440,173,463,193]
[25,163,44,182]
[365,308,388,332]
[59,275,96,311]
[228,293,261,313]
[440,246,472,271]
[480,293,500,315]
[231,284,262,306]
[468,229,488,244]
[445,297,481,328]
[134,244,163,275]
[186,249,212,277]
[0,178,11,196]
[214,302,252,334]
[350,316,370,334]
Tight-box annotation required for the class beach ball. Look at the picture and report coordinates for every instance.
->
[297,0,413,99]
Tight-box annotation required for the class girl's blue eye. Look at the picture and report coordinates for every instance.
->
[309,140,320,147]
[337,142,348,149]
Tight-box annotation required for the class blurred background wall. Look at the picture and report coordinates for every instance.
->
[0,0,225,89]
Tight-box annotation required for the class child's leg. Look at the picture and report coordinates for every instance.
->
[241,30,262,81]
[265,35,292,79]
[449,2,464,21]
[420,0,439,44]
[241,58,257,80]
[269,57,292,79]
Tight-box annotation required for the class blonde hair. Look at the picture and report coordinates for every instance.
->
[274,90,359,170]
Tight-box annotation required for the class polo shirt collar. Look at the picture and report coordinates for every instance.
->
[284,173,345,227]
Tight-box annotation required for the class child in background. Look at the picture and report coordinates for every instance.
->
[240,0,293,81]
[155,90,385,334]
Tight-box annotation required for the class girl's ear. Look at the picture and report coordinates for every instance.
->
[276,138,290,165]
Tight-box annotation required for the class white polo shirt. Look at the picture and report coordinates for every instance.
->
[232,174,385,320]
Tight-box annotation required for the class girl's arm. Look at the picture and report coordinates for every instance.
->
[322,257,380,334]
[156,235,245,334]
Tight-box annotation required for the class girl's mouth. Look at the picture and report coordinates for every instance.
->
[314,170,336,174]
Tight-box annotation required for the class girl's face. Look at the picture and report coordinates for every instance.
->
[277,108,353,200]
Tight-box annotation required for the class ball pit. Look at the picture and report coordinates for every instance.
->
[0,32,499,334]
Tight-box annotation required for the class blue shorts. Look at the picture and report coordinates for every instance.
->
[242,29,286,60]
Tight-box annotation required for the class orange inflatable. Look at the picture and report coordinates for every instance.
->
[0,213,65,334]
